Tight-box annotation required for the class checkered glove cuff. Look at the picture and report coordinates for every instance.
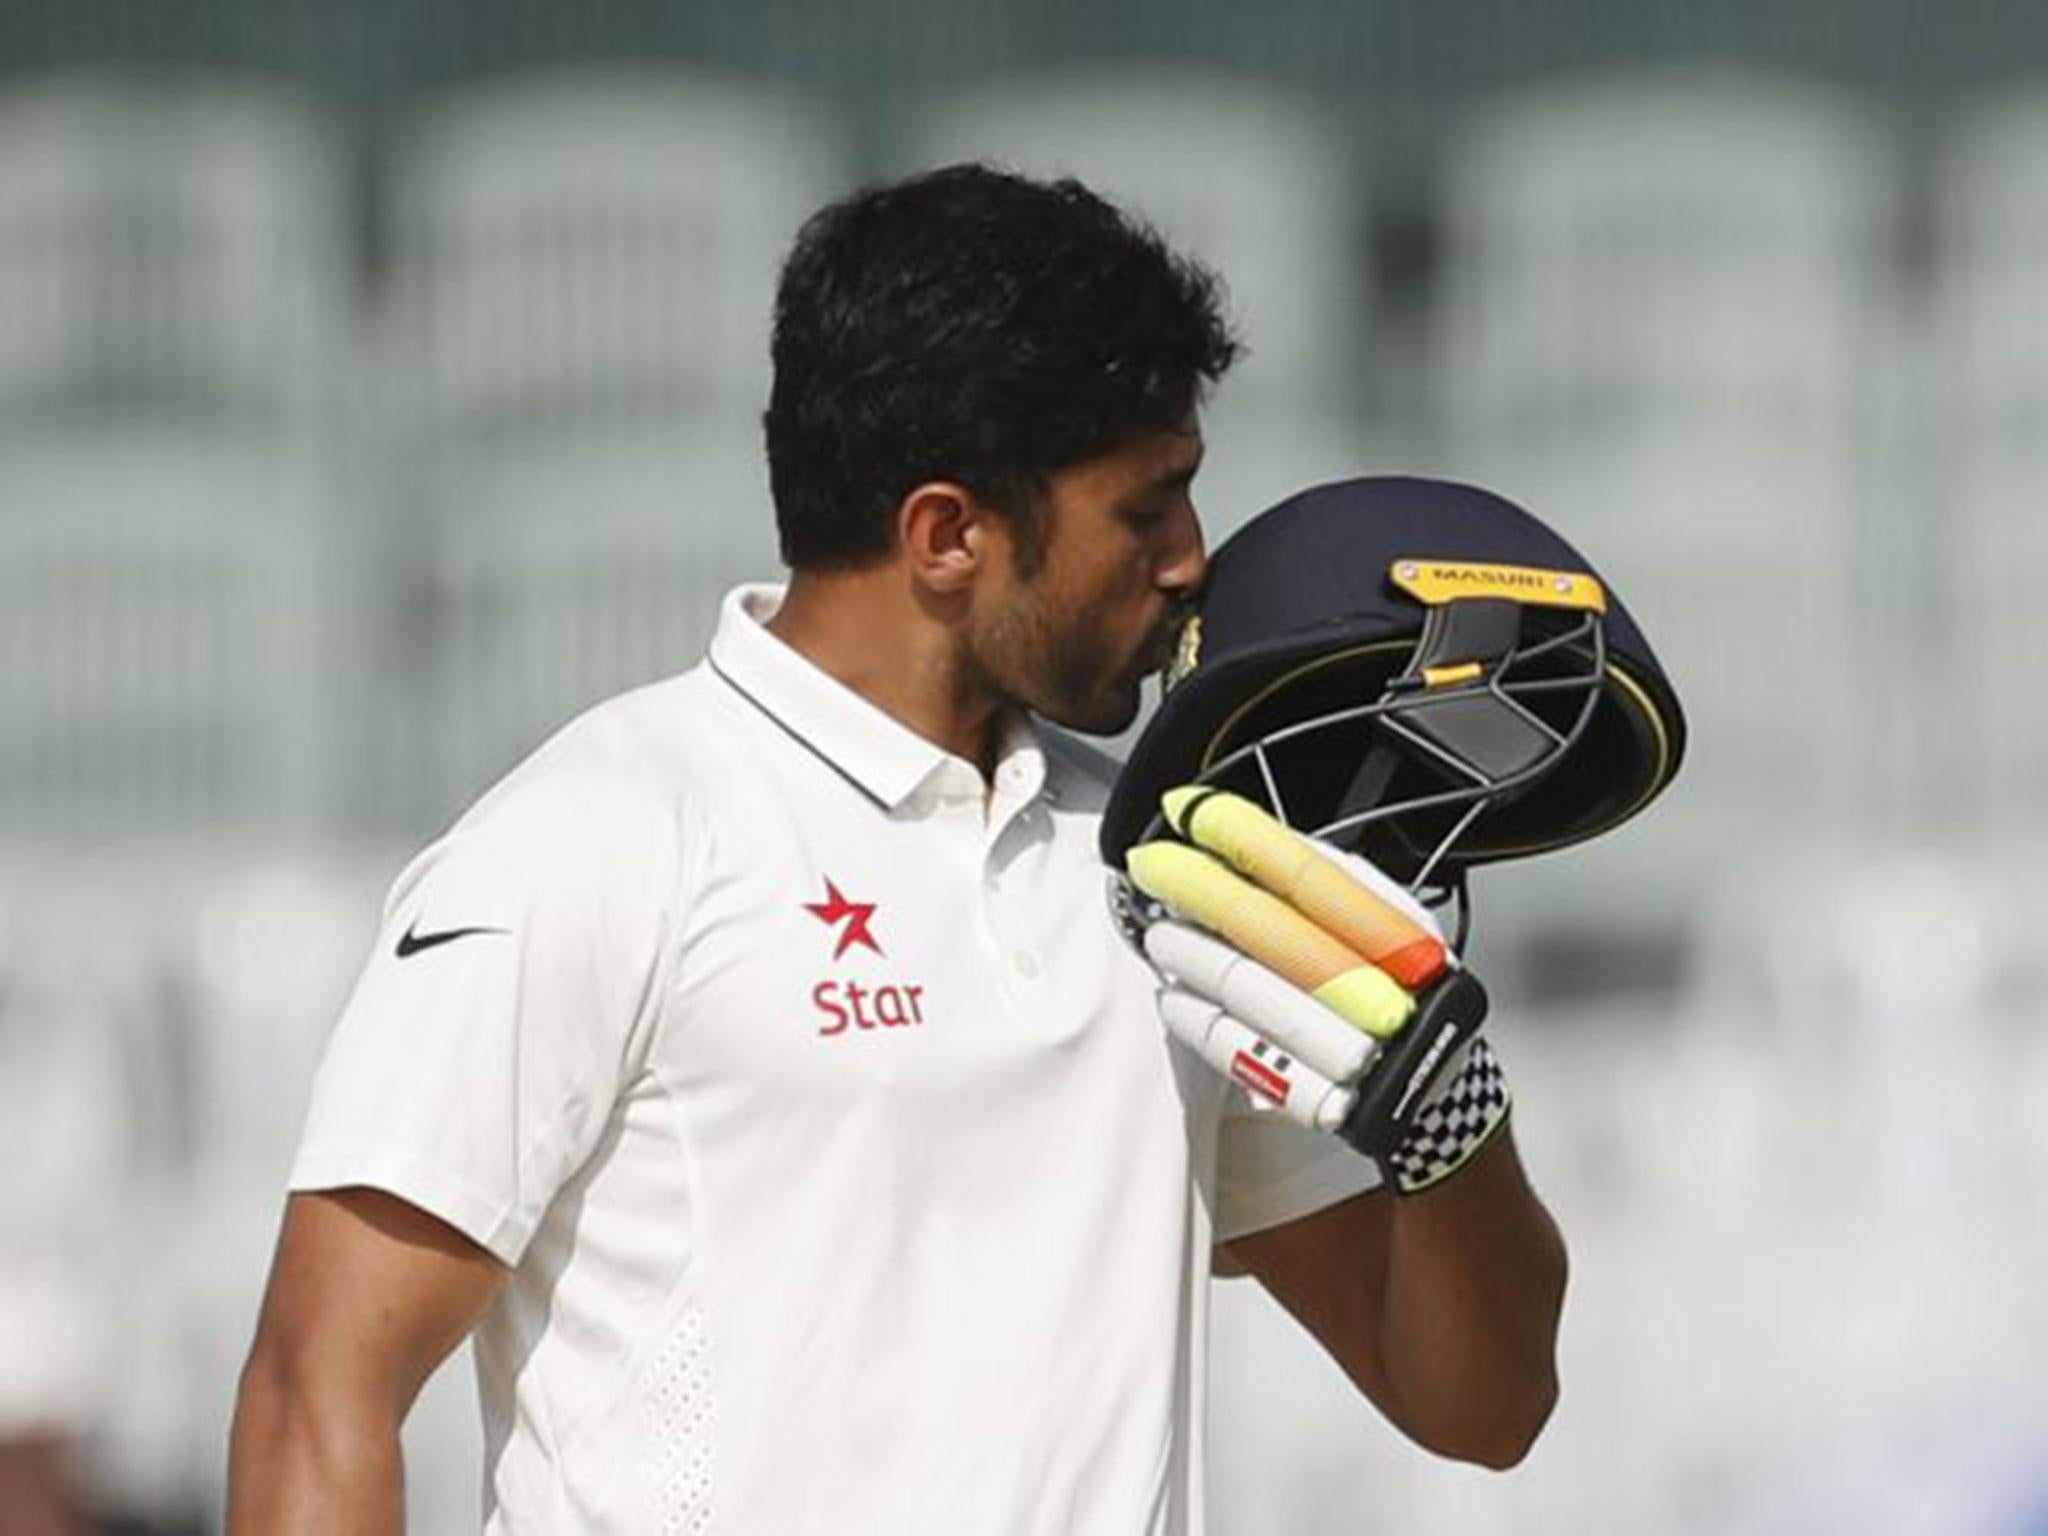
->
[1387,1035,1511,1194]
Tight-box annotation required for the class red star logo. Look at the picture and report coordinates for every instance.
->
[805,878,883,960]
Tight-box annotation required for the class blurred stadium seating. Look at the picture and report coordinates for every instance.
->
[374,70,846,825]
[0,76,354,851]
[386,70,848,439]
[1434,68,1908,961]
[1934,84,2048,844]
[0,436,347,845]
[1,51,2045,1536]
[0,73,347,431]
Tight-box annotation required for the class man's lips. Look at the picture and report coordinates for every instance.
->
[1142,615,1190,673]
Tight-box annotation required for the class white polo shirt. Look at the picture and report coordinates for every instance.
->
[291,584,1377,1535]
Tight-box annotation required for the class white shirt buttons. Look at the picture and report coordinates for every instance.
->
[1012,950,1041,979]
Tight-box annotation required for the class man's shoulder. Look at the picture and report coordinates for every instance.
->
[399,665,752,917]
[455,663,740,832]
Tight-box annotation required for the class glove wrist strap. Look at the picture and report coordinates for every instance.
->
[1336,971,1511,1194]
[1385,1035,1511,1193]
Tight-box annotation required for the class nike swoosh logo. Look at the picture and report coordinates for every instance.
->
[395,921,510,958]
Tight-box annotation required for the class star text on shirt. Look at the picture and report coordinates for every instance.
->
[806,878,884,960]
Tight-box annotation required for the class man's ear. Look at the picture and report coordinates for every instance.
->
[897,480,994,596]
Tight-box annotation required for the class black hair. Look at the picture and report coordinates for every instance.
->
[764,163,1240,571]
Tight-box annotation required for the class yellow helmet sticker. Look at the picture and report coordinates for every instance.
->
[1390,559,1607,613]
[1421,661,1485,688]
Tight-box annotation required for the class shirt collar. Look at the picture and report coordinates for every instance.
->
[707,584,1047,814]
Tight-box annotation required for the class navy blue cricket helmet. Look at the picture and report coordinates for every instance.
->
[1100,476,1687,894]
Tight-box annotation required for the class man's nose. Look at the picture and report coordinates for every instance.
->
[1158,503,1208,594]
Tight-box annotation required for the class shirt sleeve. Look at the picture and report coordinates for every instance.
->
[289,773,680,1266]
[1212,1090,1382,1244]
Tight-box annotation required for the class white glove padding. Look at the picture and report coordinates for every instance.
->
[1145,919,1378,1084]
[1157,982,1356,1132]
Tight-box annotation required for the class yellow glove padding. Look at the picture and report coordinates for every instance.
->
[1125,788,1445,1040]
[1161,787,1447,989]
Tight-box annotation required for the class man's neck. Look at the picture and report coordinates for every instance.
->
[764,569,1009,781]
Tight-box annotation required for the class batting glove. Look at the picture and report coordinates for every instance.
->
[1115,787,1511,1195]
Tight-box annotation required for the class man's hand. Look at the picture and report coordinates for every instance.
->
[228,1187,505,1535]
[1120,787,1509,1194]
[1117,785,1565,1466]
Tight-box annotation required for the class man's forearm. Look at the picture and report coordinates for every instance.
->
[1377,1126,1567,1467]
[227,1358,405,1536]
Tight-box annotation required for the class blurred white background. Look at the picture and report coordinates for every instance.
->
[3,1,2047,1531]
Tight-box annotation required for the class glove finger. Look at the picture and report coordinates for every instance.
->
[1157,986,1355,1132]
[1145,920,1378,1082]
[1163,786,1450,989]
[1127,840,1414,1037]
[1309,833,1456,961]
